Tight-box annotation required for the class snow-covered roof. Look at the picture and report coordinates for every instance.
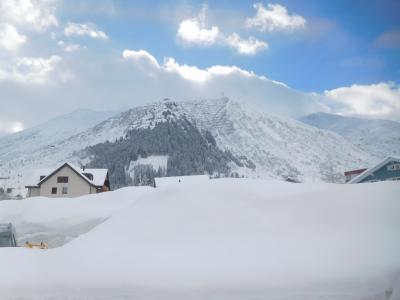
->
[348,156,400,184]
[155,175,209,188]
[82,168,109,186]
[25,168,53,187]
[26,162,108,188]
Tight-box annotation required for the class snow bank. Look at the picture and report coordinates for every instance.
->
[0,179,399,300]
[155,174,209,187]
[0,186,150,247]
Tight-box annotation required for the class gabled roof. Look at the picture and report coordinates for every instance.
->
[82,168,109,186]
[344,168,367,176]
[25,168,53,187]
[348,156,400,184]
[25,162,108,188]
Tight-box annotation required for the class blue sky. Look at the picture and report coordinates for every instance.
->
[0,0,399,134]
[59,0,400,92]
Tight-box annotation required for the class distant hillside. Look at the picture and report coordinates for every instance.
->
[299,112,400,159]
[76,98,374,185]
[0,98,376,194]
[81,115,252,188]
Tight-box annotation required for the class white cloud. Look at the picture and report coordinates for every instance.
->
[0,55,62,84]
[64,22,108,40]
[324,82,400,120]
[0,120,24,135]
[177,19,220,46]
[0,23,26,52]
[164,58,260,82]
[119,48,324,117]
[225,33,268,55]
[177,6,267,55]
[163,57,211,82]
[0,0,58,31]
[177,4,219,46]
[122,49,161,78]
[122,49,259,82]
[207,65,256,78]
[246,3,306,32]
[0,46,327,130]
[58,40,83,52]
[123,49,160,69]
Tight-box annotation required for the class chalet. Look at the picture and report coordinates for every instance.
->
[25,162,110,198]
[348,156,400,184]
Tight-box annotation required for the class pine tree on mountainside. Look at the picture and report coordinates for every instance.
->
[82,117,253,188]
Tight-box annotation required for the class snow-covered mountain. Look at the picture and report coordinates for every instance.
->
[0,109,116,191]
[299,112,400,159]
[179,99,374,181]
[0,98,376,195]
[0,109,116,163]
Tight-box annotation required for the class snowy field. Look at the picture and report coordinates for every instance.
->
[0,178,399,300]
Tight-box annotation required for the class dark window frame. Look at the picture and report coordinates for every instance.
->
[51,187,57,194]
[57,176,68,183]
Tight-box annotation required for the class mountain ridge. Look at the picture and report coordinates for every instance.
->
[300,112,400,158]
[0,98,377,194]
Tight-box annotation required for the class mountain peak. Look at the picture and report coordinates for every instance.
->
[0,98,378,194]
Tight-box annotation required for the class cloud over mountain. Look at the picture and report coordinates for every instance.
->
[324,82,400,120]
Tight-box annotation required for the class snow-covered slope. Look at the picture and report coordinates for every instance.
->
[179,98,375,181]
[0,109,116,193]
[0,99,375,194]
[78,98,375,183]
[300,112,400,159]
[0,179,399,299]
[0,109,116,157]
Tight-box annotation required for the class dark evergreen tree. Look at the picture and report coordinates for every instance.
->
[80,116,255,188]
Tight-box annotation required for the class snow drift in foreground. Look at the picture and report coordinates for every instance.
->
[0,179,399,300]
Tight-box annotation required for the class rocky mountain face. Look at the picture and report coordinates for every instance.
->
[299,112,400,159]
[0,98,377,194]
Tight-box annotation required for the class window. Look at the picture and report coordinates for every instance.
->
[57,176,68,183]
[387,164,400,171]
[62,187,68,194]
[51,187,57,194]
